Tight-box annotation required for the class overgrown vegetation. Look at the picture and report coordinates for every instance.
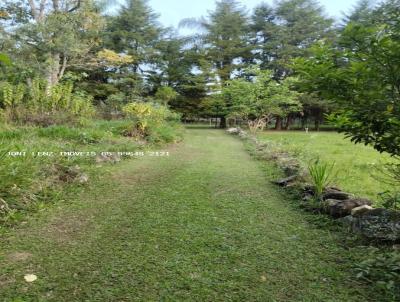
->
[0,119,182,227]
[355,248,400,300]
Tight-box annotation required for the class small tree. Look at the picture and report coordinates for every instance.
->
[155,86,178,106]
[222,69,302,132]
[293,1,400,156]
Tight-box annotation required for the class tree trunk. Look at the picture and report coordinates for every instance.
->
[283,115,293,130]
[45,52,68,93]
[301,116,307,129]
[220,116,226,128]
[274,117,282,130]
[315,119,320,131]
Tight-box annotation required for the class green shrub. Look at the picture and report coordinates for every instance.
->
[355,248,400,300]
[0,80,95,126]
[378,191,400,211]
[147,122,182,144]
[122,102,181,141]
[308,159,336,201]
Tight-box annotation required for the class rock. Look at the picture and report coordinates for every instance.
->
[238,130,248,138]
[302,193,314,202]
[95,153,121,164]
[273,175,297,187]
[58,165,81,182]
[324,198,372,218]
[322,191,351,201]
[0,198,10,214]
[351,205,373,216]
[347,208,400,241]
[338,215,354,226]
[77,173,89,184]
[226,128,240,134]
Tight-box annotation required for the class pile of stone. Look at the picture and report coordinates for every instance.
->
[226,127,248,139]
[300,186,400,241]
[95,153,121,164]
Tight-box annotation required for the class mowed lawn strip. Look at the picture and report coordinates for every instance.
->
[0,129,382,301]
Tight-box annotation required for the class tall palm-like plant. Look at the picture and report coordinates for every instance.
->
[308,159,336,201]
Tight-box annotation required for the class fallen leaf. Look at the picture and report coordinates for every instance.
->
[24,274,37,283]
[260,275,267,282]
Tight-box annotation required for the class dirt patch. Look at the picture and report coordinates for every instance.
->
[6,251,32,263]
[35,213,91,246]
[0,275,15,289]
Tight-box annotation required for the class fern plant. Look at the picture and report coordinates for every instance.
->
[308,159,336,201]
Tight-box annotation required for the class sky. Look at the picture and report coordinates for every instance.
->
[147,0,360,29]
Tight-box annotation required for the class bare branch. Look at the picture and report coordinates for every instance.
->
[52,0,60,11]
[28,0,47,21]
[68,0,81,12]
[28,0,39,20]
[38,0,47,20]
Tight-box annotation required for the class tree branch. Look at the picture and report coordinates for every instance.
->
[28,0,38,20]
[52,0,60,11]
[58,55,68,80]
[68,0,81,12]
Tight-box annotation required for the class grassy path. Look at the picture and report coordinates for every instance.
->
[1,129,380,301]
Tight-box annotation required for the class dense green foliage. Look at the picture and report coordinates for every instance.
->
[219,70,301,131]
[293,0,400,156]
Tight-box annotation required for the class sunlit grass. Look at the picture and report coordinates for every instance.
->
[257,131,397,203]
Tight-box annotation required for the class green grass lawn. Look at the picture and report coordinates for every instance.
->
[0,129,387,301]
[257,131,397,202]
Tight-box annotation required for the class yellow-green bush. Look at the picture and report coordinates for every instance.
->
[0,80,95,126]
[122,102,181,141]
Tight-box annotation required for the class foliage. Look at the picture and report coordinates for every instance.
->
[307,159,336,201]
[355,248,400,300]
[122,102,180,139]
[154,86,178,105]
[0,80,95,125]
[221,69,302,131]
[293,1,400,156]
[105,0,162,74]
[96,49,135,67]
[378,191,400,211]
[252,0,333,79]
[1,0,105,89]
[0,53,11,66]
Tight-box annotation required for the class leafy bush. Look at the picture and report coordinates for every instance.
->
[0,80,95,126]
[147,122,183,144]
[122,102,180,140]
[378,191,400,211]
[355,248,400,300]
[308,159,336,200]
